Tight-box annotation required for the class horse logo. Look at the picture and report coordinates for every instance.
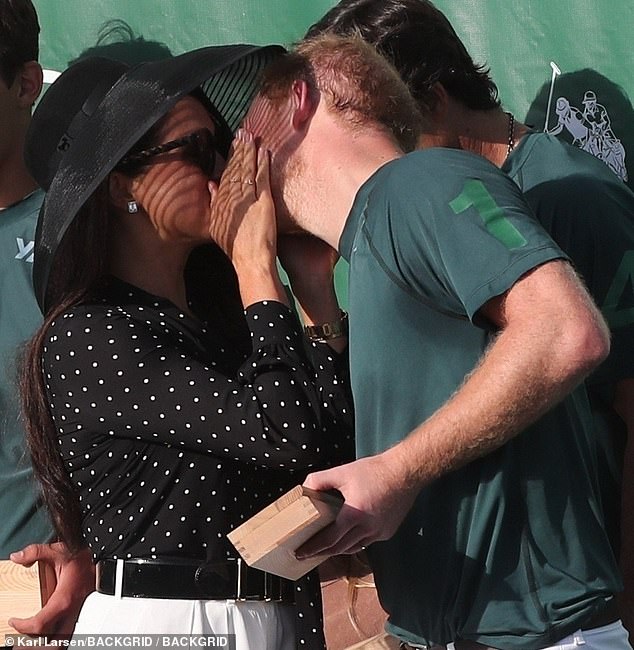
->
[544,64,628,182]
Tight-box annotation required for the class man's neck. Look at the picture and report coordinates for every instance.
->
[294,115,403,249]
[0,147,39,209]
[421,103,528,168]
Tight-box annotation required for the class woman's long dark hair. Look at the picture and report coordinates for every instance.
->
[22,247,248,552]
[20,98,244,551]
[19,114,169,550]
[20,183,111,550]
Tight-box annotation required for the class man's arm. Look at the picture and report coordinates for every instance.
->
[8,543,94,637]
[299,260,609,556]
[614,378,634,639]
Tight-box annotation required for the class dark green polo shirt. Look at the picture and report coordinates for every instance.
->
[504,132,634,559]
[0,189,52,555]
[339,149,621,648]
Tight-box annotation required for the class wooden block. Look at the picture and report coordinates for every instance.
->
[228,485,343,580]
[0,560,56,644]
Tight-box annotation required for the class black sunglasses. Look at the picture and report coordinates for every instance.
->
[117,128,218,177]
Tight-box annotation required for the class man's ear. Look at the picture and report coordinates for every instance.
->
[425,82,449,117]
[290,79,315,131]
[16,61,43,108]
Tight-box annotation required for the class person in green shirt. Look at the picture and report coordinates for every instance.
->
[0,0,49,558]
[1,0,94,637]
[306,1,634,639]
[236,34,631,649]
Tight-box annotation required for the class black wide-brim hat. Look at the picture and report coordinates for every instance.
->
[25,43,285,313]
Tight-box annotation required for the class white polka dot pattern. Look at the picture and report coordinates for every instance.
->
[41,278,353,649]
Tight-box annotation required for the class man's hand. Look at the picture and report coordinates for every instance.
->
[298,260,610,559]
[278,234,347,352]
[297,449,419,557]
[8,543,94,638]
[278,233,339,292]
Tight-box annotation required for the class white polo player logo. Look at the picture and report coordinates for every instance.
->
[543,63,628,182]
[546,91,628,182]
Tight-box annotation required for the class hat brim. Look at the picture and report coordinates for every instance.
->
[33,43,284,313]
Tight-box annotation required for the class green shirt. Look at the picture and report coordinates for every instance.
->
[504,132,634,557]
[0,189,52,556]
[339,149,621,649]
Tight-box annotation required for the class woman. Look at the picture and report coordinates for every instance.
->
[20,46,353,649]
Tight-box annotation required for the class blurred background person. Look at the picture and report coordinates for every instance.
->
[0,0,49,559]
[1,3,95,637]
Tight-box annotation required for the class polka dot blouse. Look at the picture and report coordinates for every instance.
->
[41,276,354,649]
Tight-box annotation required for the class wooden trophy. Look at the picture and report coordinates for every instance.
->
[228,485,344,580]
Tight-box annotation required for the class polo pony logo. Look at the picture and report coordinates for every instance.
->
[543,63,628,182]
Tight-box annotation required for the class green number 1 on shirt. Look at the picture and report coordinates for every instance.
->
[450,180,527,249]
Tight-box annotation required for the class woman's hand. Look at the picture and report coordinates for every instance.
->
[209,129,274,264]
[8,543,95,638]
[209,129,288,307]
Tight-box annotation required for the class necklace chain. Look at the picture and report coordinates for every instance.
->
[506,112,515,157]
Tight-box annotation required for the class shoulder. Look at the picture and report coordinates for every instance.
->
[45,301,138,346]
[23,188,45,211]
[1,188,44,234]
[515,132,626,184]
[378,149,523,208]
[511,131,634,211]
[386,148,505,179]
[42,300,169,378]
[10,188,45,220]
[530,147,632,211]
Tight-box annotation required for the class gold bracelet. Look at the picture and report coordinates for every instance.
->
[304,311,348,342]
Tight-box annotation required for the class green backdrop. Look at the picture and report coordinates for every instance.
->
[32,0,634,305]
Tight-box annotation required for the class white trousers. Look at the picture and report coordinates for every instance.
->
[534,621,632,649]
[73,591,296,650]
[442,620,632,649]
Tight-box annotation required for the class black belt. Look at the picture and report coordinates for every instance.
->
[96,557,295,603]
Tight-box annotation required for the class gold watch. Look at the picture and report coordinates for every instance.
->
[304,311,348,342]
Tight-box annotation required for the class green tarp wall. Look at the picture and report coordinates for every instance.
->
[32,0,634,304]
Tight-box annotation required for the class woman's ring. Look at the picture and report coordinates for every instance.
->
[243,179,255,185]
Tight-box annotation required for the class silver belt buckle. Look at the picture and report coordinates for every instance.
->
[236,556,246,600]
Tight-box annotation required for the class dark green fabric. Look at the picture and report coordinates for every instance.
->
[29,0,634,304]
[504,132,634,384]
[504,131,634,559]
[0,189,53,556]
[338,149,622,649]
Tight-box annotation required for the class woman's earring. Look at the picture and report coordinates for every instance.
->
[127,200,138,214]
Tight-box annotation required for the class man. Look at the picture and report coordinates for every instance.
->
[307,0,634,637]
[239,34,630,649]
[1,0,93,636]
[0,0,49,559]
